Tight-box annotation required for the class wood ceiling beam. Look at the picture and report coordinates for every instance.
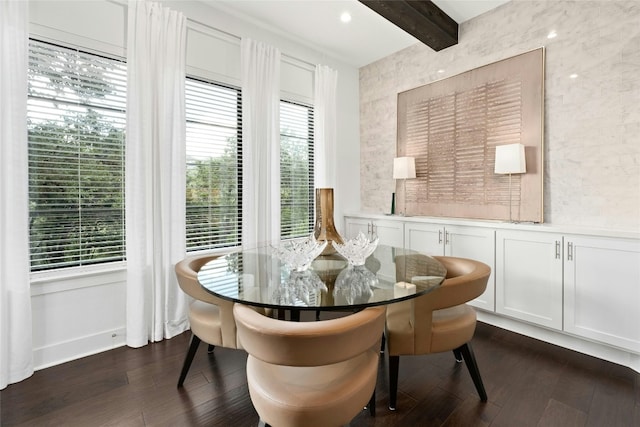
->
[359,0,458,51]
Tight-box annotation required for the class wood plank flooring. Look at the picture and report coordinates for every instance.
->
[2,321,639,426]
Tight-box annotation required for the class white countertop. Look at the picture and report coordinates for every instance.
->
[344,212,640,240]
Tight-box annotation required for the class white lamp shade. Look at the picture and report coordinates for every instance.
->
[494,143,526,174]
[393,156,416,179]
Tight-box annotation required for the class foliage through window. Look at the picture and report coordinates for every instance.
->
[280,100,314,239]
[28,39,127,271]
[185,78,242,251]
[27,40,311,268]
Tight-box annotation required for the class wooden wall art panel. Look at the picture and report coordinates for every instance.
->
[397,48,544,222]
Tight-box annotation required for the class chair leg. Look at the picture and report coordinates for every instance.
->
[380,332,386,353]
[207,344,215,354]
[453,348,463,362]
[457,342,488,402]
[388,355,400,411]
[366,389,376,416]
[177,334,201,388]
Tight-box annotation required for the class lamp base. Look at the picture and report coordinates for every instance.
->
[390,192,395,215]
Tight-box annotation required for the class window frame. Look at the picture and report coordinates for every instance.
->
[279,99,315,241]
[27,38,127,273]
[184,75,243,253]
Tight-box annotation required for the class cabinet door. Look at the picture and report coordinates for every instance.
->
[496,230,563,330]
[344,217,403,284]
[344,217,370,240]
[344,217,403,247]
[564,235,640,352]
[371,219,404,248]
[404,222,444,255]
[446,226,496,311]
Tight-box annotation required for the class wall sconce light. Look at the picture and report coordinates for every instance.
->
[494,143,526,222]
[393,156,416,216]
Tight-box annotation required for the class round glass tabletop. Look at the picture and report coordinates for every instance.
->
[197,244,447,311]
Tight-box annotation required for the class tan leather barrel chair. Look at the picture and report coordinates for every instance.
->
[175,254,239,387]
[386,255,491,410]
[234,304,386,427]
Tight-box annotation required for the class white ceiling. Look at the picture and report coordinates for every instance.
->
[205,0,510,67]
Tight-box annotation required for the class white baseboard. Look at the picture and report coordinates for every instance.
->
[477,311,640,374]
[32,311,640,374]
[33,327,126,370]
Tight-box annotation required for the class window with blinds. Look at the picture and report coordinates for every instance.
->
[185,78,242,251]
[280,100,315,239]
[28,39,127,271]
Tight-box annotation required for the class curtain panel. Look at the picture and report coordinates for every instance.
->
[241,38,281,248]
[0,0,34,389]
[125,0,188,347]
[313,65,338,189]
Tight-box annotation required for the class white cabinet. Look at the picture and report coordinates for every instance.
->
[343,217,369,239]
[344,217,403,248]
[563,235,640,353]
[343,217,404,285]
[495,230,564,330]
[496,230,640,350]
[404,222,496,311]
[345,214,640,357]
[403,222,442,255]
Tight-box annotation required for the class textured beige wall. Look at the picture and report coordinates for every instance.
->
[359,0,640,231]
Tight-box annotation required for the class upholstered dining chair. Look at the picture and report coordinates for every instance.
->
[234,303,386,427]
[386,255,491,410]
[174,254,240,388]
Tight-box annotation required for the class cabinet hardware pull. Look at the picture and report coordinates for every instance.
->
[367,223,371,235]
[567,242,573,261]
[555,241,561,259]
[438,230,443,244]
[445,231,450,245]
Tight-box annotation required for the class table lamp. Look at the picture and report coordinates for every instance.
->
[494,143,526,222]
[393,156,416,216]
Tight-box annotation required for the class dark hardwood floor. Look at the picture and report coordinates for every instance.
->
[2,320,639,426]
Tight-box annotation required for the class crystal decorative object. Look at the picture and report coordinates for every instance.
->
[272,234,328,272]
[333,232,379,266]
[272,270,326,306]
[333,265,378,305]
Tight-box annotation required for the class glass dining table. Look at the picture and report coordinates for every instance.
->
[197,244,447,319]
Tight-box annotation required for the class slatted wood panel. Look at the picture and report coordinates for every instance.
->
[397,48,544,222]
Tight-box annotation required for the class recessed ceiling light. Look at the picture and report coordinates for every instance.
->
[569,73,578,79]
[340,12,352,23]
[437,69,445,74]
[547,30,557,39]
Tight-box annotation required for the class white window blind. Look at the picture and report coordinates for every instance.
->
[185,77,242,251]
[27,39,127,271]
[280,100,315,239]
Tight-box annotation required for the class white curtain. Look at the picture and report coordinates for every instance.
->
[125,0,188,347]
[313,65,338,188]
[0,1,33,389]
[241,38,281,248]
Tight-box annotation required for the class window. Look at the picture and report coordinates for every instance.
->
[280,100,315,239]
[185,78,242,251]
[28,40,127,271]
